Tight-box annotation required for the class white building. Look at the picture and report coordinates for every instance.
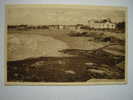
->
[88,19,116,30]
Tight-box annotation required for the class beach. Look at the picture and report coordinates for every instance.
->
[8,33,70,61]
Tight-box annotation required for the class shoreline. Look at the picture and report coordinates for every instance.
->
[8,33,70,61]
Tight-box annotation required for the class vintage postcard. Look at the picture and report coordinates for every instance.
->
[5,4,127,85]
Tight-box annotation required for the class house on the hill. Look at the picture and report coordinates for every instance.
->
[88,18,116,30]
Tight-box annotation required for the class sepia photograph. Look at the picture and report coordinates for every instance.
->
[5,4,127,85]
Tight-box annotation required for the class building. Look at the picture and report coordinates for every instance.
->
[59,25,64,29]
[48,25,59,30]
[88,18,116,30]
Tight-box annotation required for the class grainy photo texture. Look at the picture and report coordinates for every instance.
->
[5,5,127,85]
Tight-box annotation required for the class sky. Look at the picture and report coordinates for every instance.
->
[7,6,126,25]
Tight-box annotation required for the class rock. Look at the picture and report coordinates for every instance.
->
[116,61,125,70]
[88,69,105,74]
[85,62,96,66]
[14,73,18,77]
[101,64,109,67]
[58,60,66,65]
[64,70,76,75]
[30,61,45,67]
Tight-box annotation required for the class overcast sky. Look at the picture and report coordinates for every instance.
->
[7,7,126,25]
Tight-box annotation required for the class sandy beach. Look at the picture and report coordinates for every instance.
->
[8,33,69,61]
